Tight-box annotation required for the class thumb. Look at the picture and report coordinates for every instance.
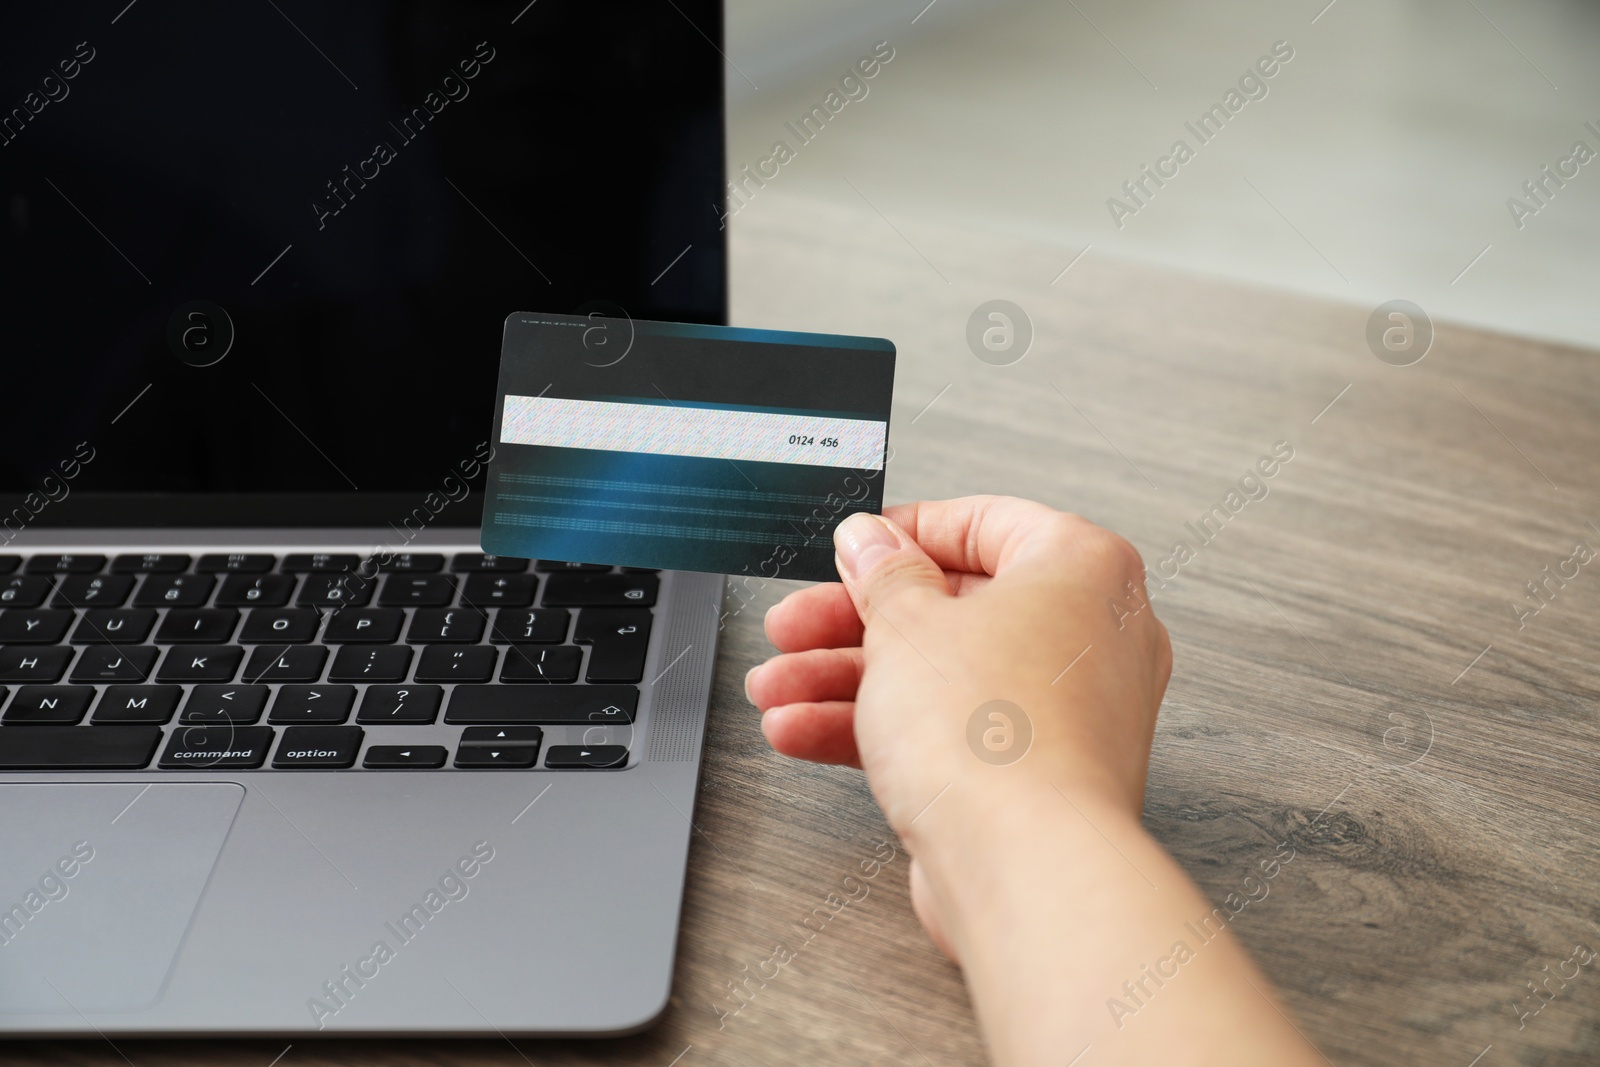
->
[834,512,948,618]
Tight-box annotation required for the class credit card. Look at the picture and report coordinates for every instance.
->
[480,314,896,582]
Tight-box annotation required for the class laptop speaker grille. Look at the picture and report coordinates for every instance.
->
[647,577,720,762]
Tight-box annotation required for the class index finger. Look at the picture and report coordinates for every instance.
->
[881,495,1091,577]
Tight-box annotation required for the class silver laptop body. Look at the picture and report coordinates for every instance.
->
[0,529,720,1036]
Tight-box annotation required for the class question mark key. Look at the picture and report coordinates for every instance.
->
[355,684,443,724]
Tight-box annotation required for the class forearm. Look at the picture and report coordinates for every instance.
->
[912,778,1324,1067]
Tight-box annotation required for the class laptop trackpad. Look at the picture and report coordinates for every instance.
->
[0,782,244,1015]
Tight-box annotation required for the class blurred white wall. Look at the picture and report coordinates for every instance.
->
[725,0,1600,350]
[726,0,989,92]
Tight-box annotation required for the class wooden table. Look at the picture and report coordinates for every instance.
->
[19,191,1600,1066]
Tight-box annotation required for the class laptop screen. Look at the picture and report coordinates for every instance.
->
[0,0,726,528]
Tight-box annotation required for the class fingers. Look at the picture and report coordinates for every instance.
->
[882,495,1081,577]
[833,512,952,619]
[745,647,864,710]
[759,701,861,766]
[765,571,992,654]
[748,650,863,766]
[764,583,862,652]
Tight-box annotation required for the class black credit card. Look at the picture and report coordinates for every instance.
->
[480,314,896,582]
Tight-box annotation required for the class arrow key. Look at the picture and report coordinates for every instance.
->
[364,745,447,769]
[180,684,270,725]
[460,726,543,748]
[544,744,628,769]
[454,745,538,768]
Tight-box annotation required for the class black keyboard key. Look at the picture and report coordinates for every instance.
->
[51,574,135,608]
[535,560,611,572]
[364,744,447,769]
[283,553,361,573]
[377,553,445,573]
[25,554,106,574]
[268,684,356,724]
[540,573,657,607]
[111,553,192,573]
[243,645,328,682]
[71,608,157,644]
[0,646,74,682]
[329,646,412,682]
[0,609,75,643]
[196,553,275,573]
[356,684,442,724]
[462,574,537,608]
[461,725,543,746]
[70,645,159,683]
[134,573,215,608]
[379,574,456,607]
[451,554,529,572]
[323,608,404,643]
[574,608,652,683]
[155,608,240,643]
[489,608,570,644]
[444,684,637,725]
[159,726,273,769]
[216,573,296,607]
[0,725,159,769]
[180,684,270,725]
[273,725,363,769]
[455,745,538,768]
[2,685,94,725]
[500,645,581,683]
[406,608,485,644]
[239,608,322,644]
[544,744,628,769]
[93,684,183,724]
[0,576,54,607]
[156,645,243,683]
[415,645,498,683]
[0,555,18,574]
[297,574,373,608]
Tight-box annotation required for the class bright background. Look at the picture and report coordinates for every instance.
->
[725,0,1600,349]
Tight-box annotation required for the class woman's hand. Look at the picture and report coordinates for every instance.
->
[747,496,1173,954]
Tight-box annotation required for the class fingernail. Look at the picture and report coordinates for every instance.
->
[743,664,759,704]
[835,513,898,580]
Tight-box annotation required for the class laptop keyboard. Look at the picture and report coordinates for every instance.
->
[0,552,658,772]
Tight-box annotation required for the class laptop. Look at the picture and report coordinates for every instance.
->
[0,0,725,1037]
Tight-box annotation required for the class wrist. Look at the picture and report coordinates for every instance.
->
[898,755,1140,864]
[902,768,1149,952]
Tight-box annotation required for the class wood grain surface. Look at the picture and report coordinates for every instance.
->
[12,190,1599,1067]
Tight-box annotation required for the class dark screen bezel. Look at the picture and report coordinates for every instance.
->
[0,491,487,529]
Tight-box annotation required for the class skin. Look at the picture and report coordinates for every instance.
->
[746,496,1325,1066]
